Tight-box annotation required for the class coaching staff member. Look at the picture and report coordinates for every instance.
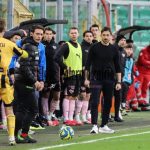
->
[85,27,121,134]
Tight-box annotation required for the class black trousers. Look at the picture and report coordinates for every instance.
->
[114,82,130,118]
[90,80,114,127]
[14,81,38,136]
[114,89,121,118]
[121,82,130,104]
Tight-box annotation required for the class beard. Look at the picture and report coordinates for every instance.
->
[102,39,109,44]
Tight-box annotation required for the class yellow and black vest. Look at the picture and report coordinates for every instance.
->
[63,42,82,76]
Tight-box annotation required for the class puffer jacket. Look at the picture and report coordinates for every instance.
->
[15,37,39,86]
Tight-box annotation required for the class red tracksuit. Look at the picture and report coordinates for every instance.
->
[136,45,150,102]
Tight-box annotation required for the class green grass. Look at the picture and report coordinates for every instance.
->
[1,111,150,150]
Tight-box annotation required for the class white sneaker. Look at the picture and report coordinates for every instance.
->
[9,136,16,146]
[99,125,115,134]
[90,125,98,134]
[119,110,123,120]
[28,130,35,135]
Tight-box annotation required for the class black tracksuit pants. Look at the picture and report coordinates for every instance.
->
[14,81,38,136]
[90,80,114,127]
[114,89,121,118]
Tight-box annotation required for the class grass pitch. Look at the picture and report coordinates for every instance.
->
[0,111,150,150]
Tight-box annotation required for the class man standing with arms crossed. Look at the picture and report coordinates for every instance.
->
[85,27,121,134]
[0,18,28,145]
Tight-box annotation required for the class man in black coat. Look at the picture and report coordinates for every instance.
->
[14,25,44,143]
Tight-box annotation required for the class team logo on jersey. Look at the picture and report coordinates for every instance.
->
[53,46,57,49]
[85,49,88,53]
[76,53,80,58]
[68,86,75,94]
[15,62,20,68]
[122,53,125,57]
[50,84,56,89]
[81,87,86,91]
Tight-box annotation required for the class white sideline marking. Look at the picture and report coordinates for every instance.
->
[31,131,150,150]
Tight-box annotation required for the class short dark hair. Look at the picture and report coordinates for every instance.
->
[101,26,112,35]
[30,25,44,33]
[58,40,66,45]
[69,27,79,32]
[44,27,54,33]
[89,24,99,31]
[0,18,5,32]
[126,39,134,44]
[124,44,133,49]
[83,30,93,37]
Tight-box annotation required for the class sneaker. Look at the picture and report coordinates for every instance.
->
[141,106,150,111]
[99,125,115,134]
[83,120,91,124]
[23,135,37,143]
[15,134,28,144]
[108,117,114,122]
[121,109,128,116]
[51,114,59,121]
[31,121,40,128]
[52,120,59,126]
[28,130,35,135]
[16,135,37,143]
[70,120,78,126]
[47,120,55,126]
[132,107,141,112]
[118,110,123,120]
[87,118,91,123]
[90,125,98,134]
[114,117,124,122]
[30,125,45,130]
[63,120,72,125]
[75,120,83,126]
[9,136,16,146]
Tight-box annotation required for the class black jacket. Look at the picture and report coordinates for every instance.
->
[42,40,60,83]
[115,44,127,77]
[15,37,39,86]
[81,39,93,67]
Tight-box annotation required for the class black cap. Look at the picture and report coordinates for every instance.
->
[116,35,126,43]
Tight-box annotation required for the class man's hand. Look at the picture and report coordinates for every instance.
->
[84,79,90,87]
[10,74,15,84]
[115,83,121,90]
[39,81,44,91]
[34,81,41,91]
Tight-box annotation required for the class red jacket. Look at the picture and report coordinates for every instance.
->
[136,45,150,75]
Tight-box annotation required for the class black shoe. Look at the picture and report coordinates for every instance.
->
[31,121,40,128]
[15,135,28,144]
[16,135,37,143]
[23,135,37,143]
[114,117,124,122]
[108,117,114,122]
